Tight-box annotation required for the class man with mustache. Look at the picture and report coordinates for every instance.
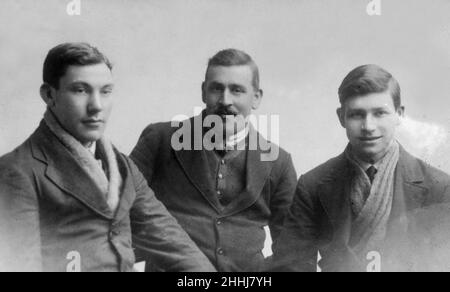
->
[0,43,215,272]
[271,64,450,272]
[131,49,297,271]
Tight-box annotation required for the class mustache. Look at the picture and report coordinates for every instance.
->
[213,106,238,116]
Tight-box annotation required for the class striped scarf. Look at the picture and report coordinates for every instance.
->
[44,110,121,214]
[345,141,400,257]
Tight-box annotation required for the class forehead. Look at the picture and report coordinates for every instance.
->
[60,63,113,86]
[205,65,253,86]
[343,91,395,110]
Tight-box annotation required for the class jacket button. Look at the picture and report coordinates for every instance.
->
[216,219,222,226]
[217,248,224,255]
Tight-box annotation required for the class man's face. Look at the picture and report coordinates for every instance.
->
[202,65,262,137]
[337,91,404,163]
[47,63,114,146]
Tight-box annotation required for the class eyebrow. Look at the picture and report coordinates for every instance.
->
[347,106,390,111]
[69,81,114,88]
[207,81,247,89]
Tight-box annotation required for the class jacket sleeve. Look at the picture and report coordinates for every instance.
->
[130,124,161,185]
[0,164,42,272]
[268,153,298,241]
[270,176,320,272]
[128,159,216,272]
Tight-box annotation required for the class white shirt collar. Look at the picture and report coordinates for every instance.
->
[224,124,250,149]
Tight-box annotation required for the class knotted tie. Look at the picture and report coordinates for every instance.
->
[366,165,378,184]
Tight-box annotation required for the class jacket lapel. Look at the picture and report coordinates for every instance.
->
[317,155,364,270]
[174,117,275,215]
[113,152,137,222]
[318,154,353,245]
[175,148,223,213]
[174,116,223,213]
[387,146,428,236]
[30,122,114,219]
[222,140,273,216]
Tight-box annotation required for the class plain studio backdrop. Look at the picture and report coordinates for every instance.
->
[1,0,450,175]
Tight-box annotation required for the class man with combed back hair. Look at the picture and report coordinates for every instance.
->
[0,42,215,272]
[271,64,450,272]
[131,49,297,272]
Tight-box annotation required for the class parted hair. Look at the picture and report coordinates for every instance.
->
[338,64,401,109]
[43,42,112,89]
[206,48,260,90]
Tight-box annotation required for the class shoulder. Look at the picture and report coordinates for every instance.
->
[0,139,34,174]
[254,132,292,165]
[400,148,450,187]
[300,153,347,190]
[138,121,176,141]
[395,147,450,205]
[0,139,38,197]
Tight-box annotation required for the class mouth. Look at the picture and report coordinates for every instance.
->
[359,136,382,142]
[219,113,238,119]
[82,119,104,126]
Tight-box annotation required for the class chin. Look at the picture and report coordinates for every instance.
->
[79,132,103,144]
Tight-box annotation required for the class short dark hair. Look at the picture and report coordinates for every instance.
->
[338,64,401,109]
[43,42,113,89]
[206,49,260,90]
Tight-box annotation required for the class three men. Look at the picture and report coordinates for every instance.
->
[271,64,450,272]
[2,44,449,272]
[0,43,216,272]
[131,49,298,271]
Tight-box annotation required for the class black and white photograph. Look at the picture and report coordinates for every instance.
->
[1,0,450,276]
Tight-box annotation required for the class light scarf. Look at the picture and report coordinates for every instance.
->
[345,141,400,256]
[44,110,121,214]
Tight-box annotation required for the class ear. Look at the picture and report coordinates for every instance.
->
[40,83,56,107]
[251,89,263,110]
[396,106,405,125]
[396,106,405,117]
[201,82,207,104]
[337,107,345,128]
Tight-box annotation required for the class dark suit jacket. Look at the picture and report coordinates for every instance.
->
[0,121,215,272]
[130,116,298,271]
[271,146,450,272]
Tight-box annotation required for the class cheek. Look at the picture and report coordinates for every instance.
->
[204,95,219,107]
[345,120,361,137]
[235,96,253,112]
[379,118,399,135]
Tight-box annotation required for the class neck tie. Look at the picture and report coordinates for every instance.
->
[366,165,377,184]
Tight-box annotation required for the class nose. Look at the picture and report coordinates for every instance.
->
[87,92,103,114]
[220,89,233,106]
[362,115,376,132]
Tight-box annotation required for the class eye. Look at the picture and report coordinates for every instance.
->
[348,112,363,119]
[101,89,113,96]
[70,86,88,94]
[374,111,388,117]
[209,84,223,92]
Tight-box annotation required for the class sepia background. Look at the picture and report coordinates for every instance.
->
[1,0,450,175]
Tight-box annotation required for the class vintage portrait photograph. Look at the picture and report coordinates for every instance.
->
[1,0,450,277]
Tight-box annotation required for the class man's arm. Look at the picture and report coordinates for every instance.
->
[0,164,42,272]
[268,153,297,241]
[128,159,216,272]
[270,176,320,272]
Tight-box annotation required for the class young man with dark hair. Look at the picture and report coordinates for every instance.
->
[131,48,297,272]
[271,64,450,272]
[0,43,215,272]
